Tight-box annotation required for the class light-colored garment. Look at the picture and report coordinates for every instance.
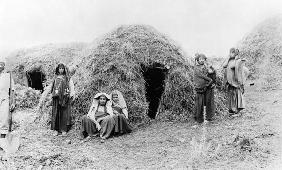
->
[0,72,14,132]
[110,90,128,119]
[224,57,250,111]
[224,57,249,88]
[87,93,114,130]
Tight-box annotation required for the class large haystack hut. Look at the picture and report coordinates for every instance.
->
[237,15,282,89]
[72,25,195,123]
[6,43,86,89]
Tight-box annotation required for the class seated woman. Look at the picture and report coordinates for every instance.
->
[81,93,115,141]
[110,90,132,135]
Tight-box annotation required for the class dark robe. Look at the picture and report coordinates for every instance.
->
[51,75,71,132]
[81,110,115,139]
[112,105,132,135]
[194,65,215,123]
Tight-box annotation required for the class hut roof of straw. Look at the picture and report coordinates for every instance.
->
[6,42,86,81]
[72,25,195,123]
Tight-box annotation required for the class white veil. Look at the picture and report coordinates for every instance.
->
[110,90,128,118]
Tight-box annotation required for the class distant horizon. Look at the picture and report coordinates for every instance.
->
[1,0,282,58]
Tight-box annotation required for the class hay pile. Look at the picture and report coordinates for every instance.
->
[6,43,86,85]
[237,15,282,88]
[14,84,41,109]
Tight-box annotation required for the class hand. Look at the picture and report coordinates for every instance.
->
[240,85,245,94]
[10,104,15,112]
[96,124,101,131]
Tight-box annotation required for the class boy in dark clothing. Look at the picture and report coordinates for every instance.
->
[194,54,216,123]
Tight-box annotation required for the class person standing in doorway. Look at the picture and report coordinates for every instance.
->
[193,54,216,123]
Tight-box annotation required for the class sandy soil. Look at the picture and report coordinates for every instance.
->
[0,82,281,170]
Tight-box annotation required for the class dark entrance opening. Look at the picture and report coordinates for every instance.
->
[141,63,168,119]
[26,68,46,93]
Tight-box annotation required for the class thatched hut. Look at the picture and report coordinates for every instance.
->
[8,25,227,125]
[72,25,195,123]
[6,43,86,90]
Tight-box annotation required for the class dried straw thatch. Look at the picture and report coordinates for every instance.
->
[8,25,227,125]
[72,25,225,123]
[72,25,194,123]
[237,15,282,89]
[6,43,86,85]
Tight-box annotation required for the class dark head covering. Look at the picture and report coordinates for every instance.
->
[230,48,240,56]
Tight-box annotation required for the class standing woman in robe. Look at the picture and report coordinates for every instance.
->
[110,90,132,135]
[81,93,116,141]
[40,63,75,136]
[223,48,250,115]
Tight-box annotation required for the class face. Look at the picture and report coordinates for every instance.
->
[99,95,107,106]
[59,66,65,74]
[229,51,236,58]
[198,57,205,65]
[112,94,119,103]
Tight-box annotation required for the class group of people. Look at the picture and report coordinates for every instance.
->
[194,48,250,123]
[38,63,132,142]
[0,47,249,141]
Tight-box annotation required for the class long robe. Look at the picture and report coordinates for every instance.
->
[112,105,132,134]
[224,58,249,113]
[81,111,115,139]
[50,75,74,132]
[0,72,14,134]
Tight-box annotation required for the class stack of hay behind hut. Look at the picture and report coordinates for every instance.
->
[237,15,282,89]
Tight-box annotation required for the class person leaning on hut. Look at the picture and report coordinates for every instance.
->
[81,93,116,142]
[39,63,75,136]
[110,90,132,135]
[193,53,216,123]
[223,48,250,115]
[0,59,15,137]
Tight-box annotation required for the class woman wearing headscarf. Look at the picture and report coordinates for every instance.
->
[81,93,116,141]
[110,90,132,135]
[194,54,216,123]
[223,48,250,115]
[39,63,75,136]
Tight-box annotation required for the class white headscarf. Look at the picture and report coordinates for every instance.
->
[87,92,113,121]
[110,90,128,118]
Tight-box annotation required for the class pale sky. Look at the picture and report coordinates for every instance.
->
[1,0,282,57]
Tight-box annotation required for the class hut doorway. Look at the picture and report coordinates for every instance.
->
[26,69,46,92]
[141,63,168,119]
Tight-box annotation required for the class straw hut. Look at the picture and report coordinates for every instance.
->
[6,43,86,90]
[72,25,197,123]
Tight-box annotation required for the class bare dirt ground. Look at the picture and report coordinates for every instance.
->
[0,81,282,170]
